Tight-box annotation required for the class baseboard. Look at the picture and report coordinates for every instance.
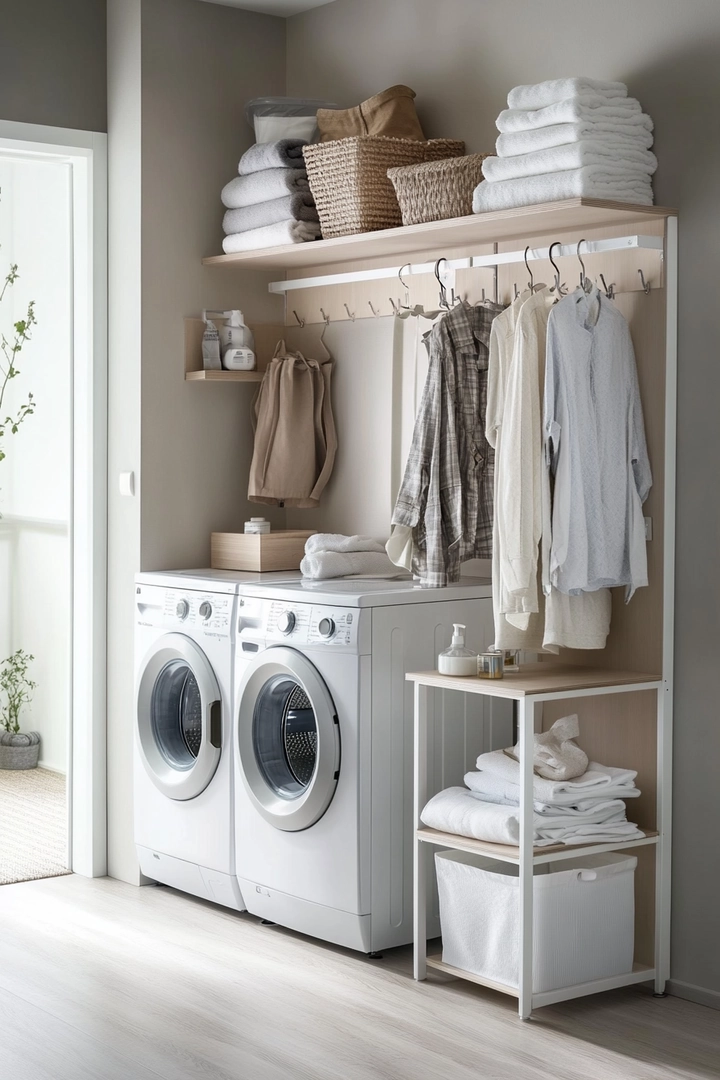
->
[668,979,720,1011]
[38,762,67,776]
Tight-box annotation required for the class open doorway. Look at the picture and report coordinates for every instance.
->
[0,122,106,885]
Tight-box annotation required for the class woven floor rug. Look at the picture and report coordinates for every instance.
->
[0,767,70,885]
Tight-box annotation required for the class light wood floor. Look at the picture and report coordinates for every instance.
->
[0,875,717,1080]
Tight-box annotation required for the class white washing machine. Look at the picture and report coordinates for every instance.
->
[233,577,512,953]
[134,568,301,910]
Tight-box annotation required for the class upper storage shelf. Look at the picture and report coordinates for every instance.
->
[203,199,677,272]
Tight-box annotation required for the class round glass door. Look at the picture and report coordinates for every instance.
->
[136,634,222,801]
[237,647,340,832]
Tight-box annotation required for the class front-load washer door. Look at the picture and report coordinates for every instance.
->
[136,633,222,801]
[237,646,340,832]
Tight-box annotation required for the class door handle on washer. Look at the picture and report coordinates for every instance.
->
[209,701,222,749]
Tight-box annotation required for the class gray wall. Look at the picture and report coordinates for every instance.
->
[0,0,106,131]
[287,0,720,1004]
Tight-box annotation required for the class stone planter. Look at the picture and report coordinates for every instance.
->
[0,731,41,770]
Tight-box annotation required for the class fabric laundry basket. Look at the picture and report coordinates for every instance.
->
[303,136,465,238]
[388,153,489,225]
[435,849,636,993]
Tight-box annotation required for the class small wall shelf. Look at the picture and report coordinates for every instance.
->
[183,318,283,382]
[185,370,262,382]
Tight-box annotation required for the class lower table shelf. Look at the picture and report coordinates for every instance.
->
[425,954,655,1007]
[417,826,660,865]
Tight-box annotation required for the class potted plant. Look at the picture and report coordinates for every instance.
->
[0,650,40,769]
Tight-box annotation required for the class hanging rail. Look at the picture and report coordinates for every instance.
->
[267,234,663,295]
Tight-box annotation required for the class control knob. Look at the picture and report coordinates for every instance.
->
[176,599,190,620]
[277,610,296,635]
[199,601,213,621]
[318,617,336,639]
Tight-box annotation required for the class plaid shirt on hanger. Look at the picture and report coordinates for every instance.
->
[392,300,504,586]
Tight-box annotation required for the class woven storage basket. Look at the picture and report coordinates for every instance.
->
[303,136,465,238]
[388,153,488,225]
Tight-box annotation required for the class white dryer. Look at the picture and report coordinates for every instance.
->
[233,577,511,953]
[134,568,301,911]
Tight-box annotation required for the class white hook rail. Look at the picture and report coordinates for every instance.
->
[268,234,663,295]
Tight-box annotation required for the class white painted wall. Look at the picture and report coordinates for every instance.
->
[0,157,72,772]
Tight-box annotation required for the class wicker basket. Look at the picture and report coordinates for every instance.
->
[303,136,465,238]
[388,153,489,226]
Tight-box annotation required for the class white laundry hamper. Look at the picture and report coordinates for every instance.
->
[435,850,636,993]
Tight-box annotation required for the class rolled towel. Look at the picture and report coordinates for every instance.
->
[223,193,318,236]
[508,78,628,110]
[222,220,321,254]
[464,768,640,808]
[421,788,642,847]
[496,97,652,134]
[497,122,655,157]
[300,550,407,580]
[482,141,658,184]
[238,139,308,175]
[473,169,653,213]
[221,168,310,209]
[503,714,588,782]
[305,533,386,555]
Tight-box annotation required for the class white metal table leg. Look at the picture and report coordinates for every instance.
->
[518,696,535,1019]
[413,682,428,981]
[655,683,671,994]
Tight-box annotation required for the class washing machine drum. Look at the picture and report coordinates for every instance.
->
[136,633,222,801]
[237,647,340,832]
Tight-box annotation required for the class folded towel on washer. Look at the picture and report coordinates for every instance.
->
[473,169,653,213]
[481,141,658,184]
[496,96,651,134]
[300,550,407,580]
[238,139,308,175]
[421,787,643,846]
[221,168,311,209]
[497,122,655,157]
[222,220,321,254]
[507,78,629,111]
[223,193,318,236]
[305,534,387,555]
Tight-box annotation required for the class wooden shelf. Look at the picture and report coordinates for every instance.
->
[184,369,262,382]
[202,199,676,272]
[426,955,518,998]
[406,664,662,700]
[417,827,659,865]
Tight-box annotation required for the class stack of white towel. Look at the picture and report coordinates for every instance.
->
[421,715,644,847]
[300,534,408,581]
[221,140,321,254]
[473,77,657,213]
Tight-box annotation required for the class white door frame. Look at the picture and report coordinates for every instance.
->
[0,120,108,877]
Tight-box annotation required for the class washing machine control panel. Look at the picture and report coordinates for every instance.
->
[265,601,358,648]
[157,589,232,635]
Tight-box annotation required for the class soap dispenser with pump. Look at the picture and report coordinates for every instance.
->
[438,623,477,677]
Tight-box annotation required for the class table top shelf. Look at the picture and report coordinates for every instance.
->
[417,826,660,865]
[406,664,662,699]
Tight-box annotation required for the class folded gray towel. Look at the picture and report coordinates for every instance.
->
[223,193,318,236]
[222,219,321,253]
[238,140,308,175]
[221,168,310,209]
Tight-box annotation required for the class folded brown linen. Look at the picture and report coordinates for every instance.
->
[223,192,318,236]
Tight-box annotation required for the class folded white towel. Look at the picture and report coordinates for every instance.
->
[497,122,655,157]
[222,220,321,254]
[470,753,638,799]
[497,96,652,134]
[482,141,658,184]
[508,78,628,111]
[221,168,310,210]
[223,193,318,236]
[300,550,407,580]
[463,770,641,810]
[473,169,653,213]
[238,139,308,175]
[304,534,386,555]
[421,788,643,847]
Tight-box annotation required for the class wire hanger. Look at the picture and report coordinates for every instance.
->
[577,239,592,293]
[548,241,567,298]
[524,246,534,293]
[434,258,454,311]
[398,264,412,311]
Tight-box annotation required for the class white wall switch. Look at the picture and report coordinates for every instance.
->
[644,516,653,541]
[119,471,135,497]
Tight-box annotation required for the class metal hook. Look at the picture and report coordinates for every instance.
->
[599,273,616,300]
[524,246,534,292]
[434,257,452,309]
[398,263,412,309]
[368,300,380,317]
[389,297,400,315]
[548,241,567,297]
[320,307,330,324]
[577,239,589,290]
[513,282,519,301]
[638,268,651,294]
[292,310,305,327]
[343,303,356,321]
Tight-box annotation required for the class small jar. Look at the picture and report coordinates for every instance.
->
[478,649,504,679]
[244,517,271,535]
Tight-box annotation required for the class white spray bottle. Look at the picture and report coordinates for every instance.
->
[221,310,256,371]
